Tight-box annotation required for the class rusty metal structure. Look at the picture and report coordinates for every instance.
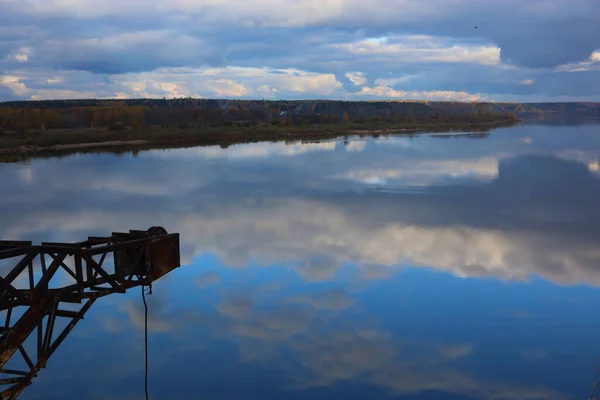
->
[0,227,180,399]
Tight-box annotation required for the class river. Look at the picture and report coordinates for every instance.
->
[1,123,600,399]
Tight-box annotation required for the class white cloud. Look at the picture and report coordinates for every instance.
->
[338,157,500,186]
[6,192,600,288]
[203,79,249,97]
[14,54,28,63]
[520,137,533,144]
[356,86,483,102]
[148,140,337,160]
[29,89,99,100]
[374,74,421,86]
[556,150,600,175]
[1,67,345,100]
[520,79,534,85]
[114,67,343,99]
[4,47,31,63]
[345,141,366,153]
[0,75,29,96]
[345,72,367,86]
[333,35,501,65]
[555,49,600,72]
[1,63,596,102]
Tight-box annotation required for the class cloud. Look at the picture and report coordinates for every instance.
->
[556,150,600,175]
[345,141,366,153]
[205,288,567,399]
[13,54,28,63]
[0,1,599,101]
[195,272,221,288]
[333,35,500,65]
[0,67,345,100]
[374,74,421,86]
[555,49,600,73]
[520,79,534,85]
[520,137,533,144]
[154,140,337,160]
[217,295,254,320]
[437,344,474,359]
[355,85,483,101]
[0,75,29,97]
[337,156,501,186]
[2,145,600,288]
[202,79,249,97]
[345,72,367,86]
[97,292,177,333]
[290,289,355,311]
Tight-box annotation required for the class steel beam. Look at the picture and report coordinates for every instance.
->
[0,227,180,400]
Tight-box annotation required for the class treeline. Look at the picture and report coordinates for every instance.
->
[0,98,521,133]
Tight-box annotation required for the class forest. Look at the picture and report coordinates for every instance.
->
[0,98,527,133]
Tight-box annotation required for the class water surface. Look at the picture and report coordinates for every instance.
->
[1,124,600,400]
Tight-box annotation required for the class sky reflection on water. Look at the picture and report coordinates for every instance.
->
[1,124,600,399]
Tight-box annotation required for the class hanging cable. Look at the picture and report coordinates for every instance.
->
[142,284,150,400]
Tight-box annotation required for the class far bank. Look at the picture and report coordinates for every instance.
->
[0,116,518,160]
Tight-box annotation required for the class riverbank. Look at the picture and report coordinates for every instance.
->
[0,118,517,160]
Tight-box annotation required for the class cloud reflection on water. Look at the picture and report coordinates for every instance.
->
[5,125,600,399]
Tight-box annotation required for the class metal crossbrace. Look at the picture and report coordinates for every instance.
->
[0,227,180,399]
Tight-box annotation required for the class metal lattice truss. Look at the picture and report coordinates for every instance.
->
[0,227,180,399]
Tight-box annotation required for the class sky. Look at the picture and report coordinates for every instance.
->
[0,0,599,102]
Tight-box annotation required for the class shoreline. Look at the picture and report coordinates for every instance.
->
[0,119,517,161]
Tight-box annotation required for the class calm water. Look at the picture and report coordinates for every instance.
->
[2,124,600,400]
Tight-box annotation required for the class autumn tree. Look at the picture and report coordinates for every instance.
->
[92,110,102,128]
[42,109,61,129]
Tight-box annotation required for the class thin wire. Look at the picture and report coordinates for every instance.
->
[142,285,149,400]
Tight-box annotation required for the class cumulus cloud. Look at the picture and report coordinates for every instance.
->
[0,75,29,97]
[0,67,345,99]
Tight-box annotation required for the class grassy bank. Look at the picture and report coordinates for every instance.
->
[0,118,517,159]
